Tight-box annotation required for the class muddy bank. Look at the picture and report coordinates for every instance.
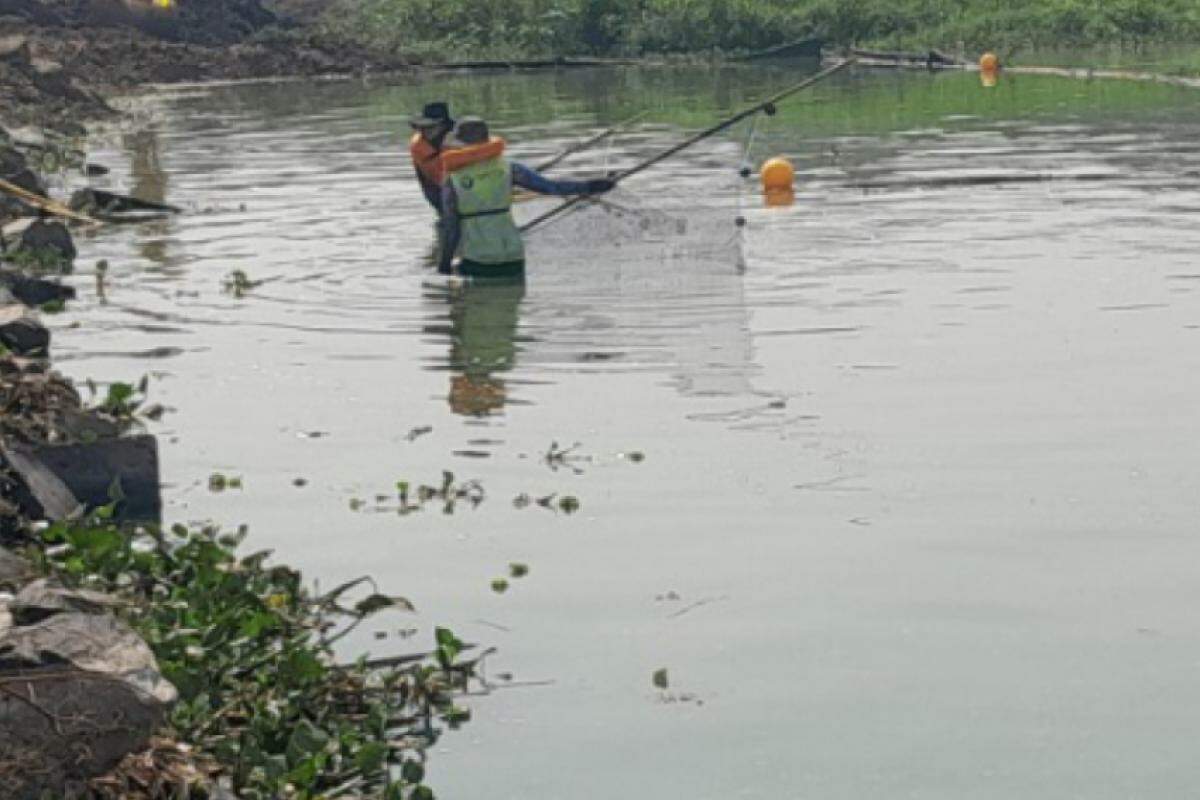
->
[0,3,414,132]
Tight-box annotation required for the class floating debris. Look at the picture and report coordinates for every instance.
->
[405,425,433,442]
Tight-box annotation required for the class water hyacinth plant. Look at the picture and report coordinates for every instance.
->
[25,512,477,799]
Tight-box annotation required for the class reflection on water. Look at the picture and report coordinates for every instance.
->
[62,64,1200,799]
[435,279,526,417]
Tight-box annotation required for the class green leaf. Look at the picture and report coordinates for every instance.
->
[354,740,388,774]
[435,626,463,667]
[401,759,426,785]
[286,720,330,767]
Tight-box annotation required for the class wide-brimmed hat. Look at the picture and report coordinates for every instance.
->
[410,101,454,129]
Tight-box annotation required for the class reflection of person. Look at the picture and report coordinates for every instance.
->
[408,101,456,215]
[446,279,525,417]
[438,117,614,279]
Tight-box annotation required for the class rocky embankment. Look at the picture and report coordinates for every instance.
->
[0,122,468,800]
[0,129,177,797]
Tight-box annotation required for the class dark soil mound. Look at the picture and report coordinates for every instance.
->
[0,0,278,44]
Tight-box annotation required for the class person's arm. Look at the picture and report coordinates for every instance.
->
[416,168,443,212]
[512,163,613,196]
[438,183,460,275]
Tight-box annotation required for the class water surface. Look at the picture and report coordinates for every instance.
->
[62,65,1200,798]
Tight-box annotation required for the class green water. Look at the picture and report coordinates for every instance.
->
[68,63,1200,798]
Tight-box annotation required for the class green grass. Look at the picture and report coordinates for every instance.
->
[316,0,1200,60]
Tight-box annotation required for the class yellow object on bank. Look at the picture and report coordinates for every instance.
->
[979,52,999,72]
[760,157,795,193]
[152,0,175,9]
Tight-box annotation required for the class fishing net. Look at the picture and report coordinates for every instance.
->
[522,137,751,274]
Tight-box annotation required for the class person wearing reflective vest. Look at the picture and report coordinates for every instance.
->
[437,117,614,279]
[408,101,456,214]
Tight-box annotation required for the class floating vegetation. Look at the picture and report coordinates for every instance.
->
[22,513,476,799]
[511,493,582,514]
[621,450,646,463]
[544,441,590,474]
[207,472,243,492]
[652,668,670,690]
[490,579,509,594]
[508,563,529,579]
[221,269,263,298]
[350,472,486,516]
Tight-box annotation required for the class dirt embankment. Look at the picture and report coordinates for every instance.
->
[1,0,413,132]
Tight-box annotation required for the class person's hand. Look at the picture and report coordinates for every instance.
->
[586,178,615,194]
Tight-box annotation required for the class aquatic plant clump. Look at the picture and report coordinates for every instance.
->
[22,514,476,799]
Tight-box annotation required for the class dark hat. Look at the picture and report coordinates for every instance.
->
[452,116,489,145]
[410,101,454,129]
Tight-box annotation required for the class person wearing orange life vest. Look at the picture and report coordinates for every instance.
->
[408,101,456,213]
[437,117,614,279]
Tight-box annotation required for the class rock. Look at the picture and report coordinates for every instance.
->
[2,436,162,522]
[0,547,32,592]
[0,145,28,175]
[9,578,125,625]
[15,217,76,262]
[70,187,181,218]
[0,304,49,356]
[0,165,47,219]
[0,611,176,799]
[29,58,62,76]
[0,269,75,307]
[84,162,110,177]
[0,35,29,60]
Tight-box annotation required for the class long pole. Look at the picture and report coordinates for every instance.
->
[0,178,100,226]
[535,111,648,173]
[520,58,857,233]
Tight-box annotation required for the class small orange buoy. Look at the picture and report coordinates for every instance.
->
[979,52,999,73]
[760,157,795,193]
[764,188,795,207]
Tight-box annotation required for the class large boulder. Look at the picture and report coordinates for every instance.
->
[0,596,176,800]
[2,436,162,522]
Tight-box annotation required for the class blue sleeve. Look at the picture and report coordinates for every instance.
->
[512,162,592,196]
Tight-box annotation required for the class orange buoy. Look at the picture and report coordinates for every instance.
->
[760,157,795,193]
[979,52,999,73]
[980,70,998,88]
[764,188,795,207]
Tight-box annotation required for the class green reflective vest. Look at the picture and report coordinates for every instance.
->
[449,156,524,265]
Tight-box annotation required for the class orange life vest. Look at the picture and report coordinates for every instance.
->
[410,133,449,185]
[440,137,506,176]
